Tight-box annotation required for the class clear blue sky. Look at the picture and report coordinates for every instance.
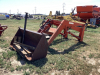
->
[0,0,100,15]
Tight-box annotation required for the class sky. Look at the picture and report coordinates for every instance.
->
[0,0,100,15]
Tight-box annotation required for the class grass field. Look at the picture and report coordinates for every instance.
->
[0,19,100,75]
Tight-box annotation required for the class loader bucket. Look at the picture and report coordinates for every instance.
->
[10,28,48,61]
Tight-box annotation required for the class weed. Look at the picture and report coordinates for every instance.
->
[48,60,55,65]
[82,50,85,52]
[16,66,22,71]
[39,73,44,75]
[6,62,11,69]
[68,51,72,55]
[69,63,93,75]
[3,44,9,48]
[28,65,35,72]
[2,51,17,59]
[83,56,86,60]
[22,65,29,70]
[67,65,74,70]
[89,53,94,58]
[36,68,42,74]
[41,66,51,74]
[0,39,6,43]
[0,57,5,68]
[10,67,14,72]
[7,51,17,59]
[2,52,8,59]
[41,68,49,74]
[0,39,9,48]
[55,60,65,70]
[95,48,98,50]
[95,54,100,58]
[28,64,35,69]
[23,71,30,75]
[73,53,78,57]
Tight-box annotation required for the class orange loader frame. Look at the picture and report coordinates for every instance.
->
[38,19,86,45]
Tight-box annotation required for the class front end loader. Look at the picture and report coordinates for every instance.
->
[10,13,86,61]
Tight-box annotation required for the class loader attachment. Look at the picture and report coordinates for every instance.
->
[10,28,48,61]
[10,13,48,61]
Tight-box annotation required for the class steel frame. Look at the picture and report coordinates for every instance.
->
[38,19,85,45]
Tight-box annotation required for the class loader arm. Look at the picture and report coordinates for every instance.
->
[48,20,85,45]
[38,19,86,45]
[48,20,65,45]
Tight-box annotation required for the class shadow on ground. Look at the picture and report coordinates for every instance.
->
[49,38,71,46]
[48,41,88,55]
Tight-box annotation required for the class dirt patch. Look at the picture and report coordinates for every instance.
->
[11,59,22,66]
[98,60,100,63]
[0,48,4,52]
[5,37,9,40]
[98,68,100,73]
[87,58,96,65]
[3,70,23,75]
[10,56,26,68]
[50,70,69,75]
[0,69,8,75]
